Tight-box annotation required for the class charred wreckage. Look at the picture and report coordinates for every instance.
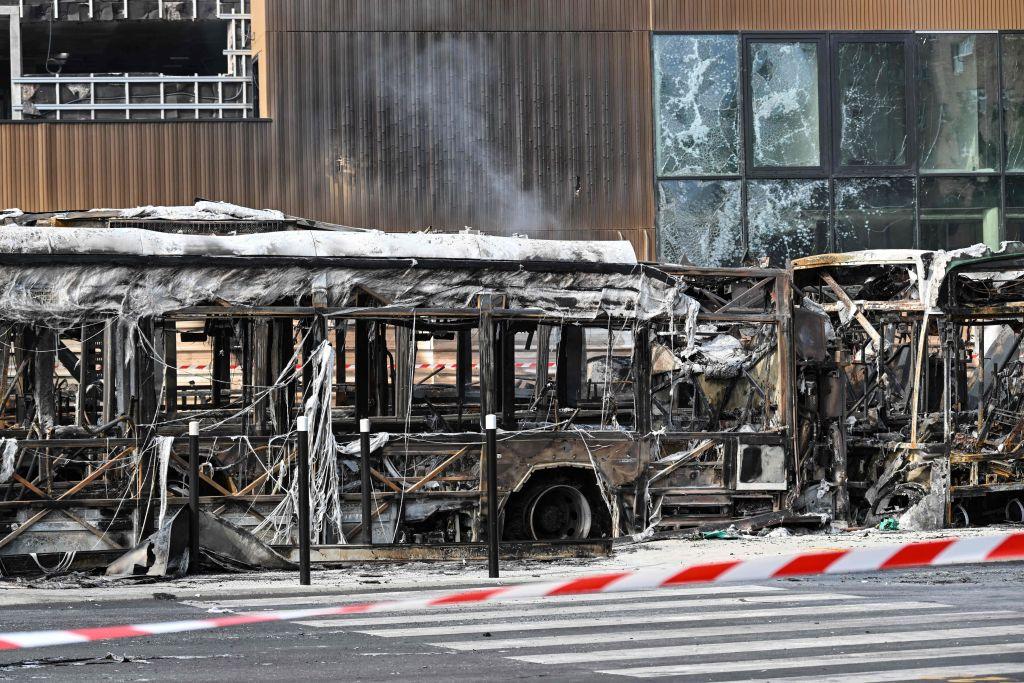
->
[0,203,1018,575]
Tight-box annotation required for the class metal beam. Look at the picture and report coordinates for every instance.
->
[0,8,21,121]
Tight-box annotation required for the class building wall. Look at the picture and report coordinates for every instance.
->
[653,0,1024,31]
[0,121,269,210]
[0,0,655,254]
[256,27,653,245]
[3,1,1024,261]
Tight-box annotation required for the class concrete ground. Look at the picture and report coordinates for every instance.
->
[0,526,1022,681]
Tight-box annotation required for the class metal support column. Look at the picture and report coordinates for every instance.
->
[360,418,373,545]
[0,8,22,121]
[354,320,372,419]
[478,294,498,427]
[456,329,471,427]
[632,325,652,434]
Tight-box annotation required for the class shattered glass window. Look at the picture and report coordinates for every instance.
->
[657,180,743,267]
[835,178,915,251]
[920,176,1000,250]
[1007,177,1024,242]
[747,180,829,264]
[836,41,908,167]
[918,34,999,172]
[654,35,740,176]
[748,41,821,168]
[1005,35,1024,172]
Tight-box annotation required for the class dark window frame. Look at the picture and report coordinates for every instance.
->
[742,33,831,179]
[1002,31,1024,177]
[916,31,1004,177]
[830,33,917,177]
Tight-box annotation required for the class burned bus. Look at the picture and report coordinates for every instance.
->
[0,204,794,565]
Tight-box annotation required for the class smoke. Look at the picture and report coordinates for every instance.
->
[367,34,557,233]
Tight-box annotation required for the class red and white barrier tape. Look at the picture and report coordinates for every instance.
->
[1,532,1021,652]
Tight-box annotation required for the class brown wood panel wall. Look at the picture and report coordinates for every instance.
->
[257,29,654,246]
[0,122,271,212]
[654,0,1024,31]
[266,0,651,32]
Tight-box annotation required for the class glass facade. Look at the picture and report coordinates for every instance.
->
[919,176,1000,250]
[654,31,1024,266]
[748,179,829,263]
[1006,36,1024,172]
[835,177,915,251]
[1009,177,1024,241]
[657,180,743,266]
[836,41,908,167]
[748,41,822,168]
[918,34,999,173]
[654,35,740,176]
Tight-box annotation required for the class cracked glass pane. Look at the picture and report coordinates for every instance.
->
[657,180,743,266]
[837,41,908,167]
[1005,35,1024,172]
[920,176,999,250]
[918,34,999,172]
[654,35,740,176]
[748,41,821,168]
[748,180,829,264]
[835,178,915,251]
[1006,177,1024,242]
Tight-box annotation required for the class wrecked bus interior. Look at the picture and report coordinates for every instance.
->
[0,204,795,571]
[793,245,1024,530]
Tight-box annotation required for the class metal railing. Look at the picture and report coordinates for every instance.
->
[12,73,253,120]
[14,0,249,20]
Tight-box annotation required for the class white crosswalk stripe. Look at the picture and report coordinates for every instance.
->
[435,609,1012,651]
[322,592,860,634]
[331,602,937,638]
[298,600,942,637]
[511,623,1024,664]
[688,663,1024,683]
[182,583,780,610]
[598,642,1024,678]
[183,582,1024,681]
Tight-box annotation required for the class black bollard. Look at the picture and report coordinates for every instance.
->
[297,415,311,585]
[188,421,200,573]
[485,414,499,578]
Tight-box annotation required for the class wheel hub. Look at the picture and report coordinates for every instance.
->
[526,484,592,540]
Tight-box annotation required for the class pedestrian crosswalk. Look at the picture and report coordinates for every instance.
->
[185,583,1024,681]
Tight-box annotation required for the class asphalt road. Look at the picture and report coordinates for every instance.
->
[2,563,1024,682]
